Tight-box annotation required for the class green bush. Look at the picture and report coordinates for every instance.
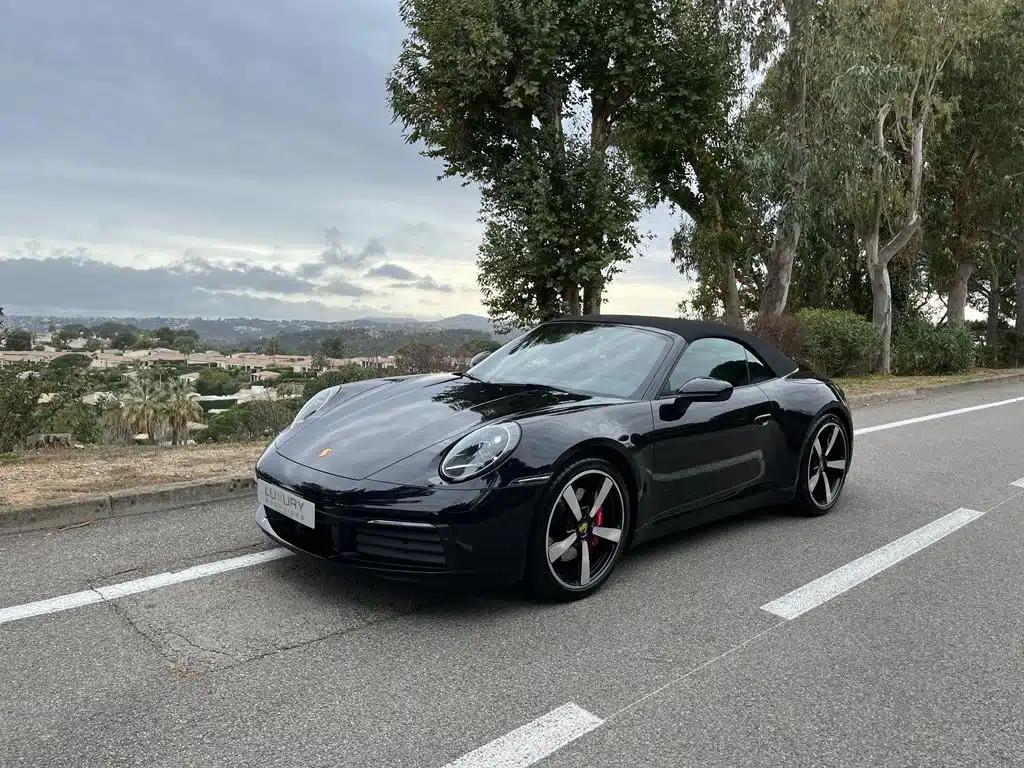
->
[195,368,244,396]
[797,309,880,377]
[37,400,103,444]
[204,398,302,442]
[0,371,44,452]
[892,320,977,375]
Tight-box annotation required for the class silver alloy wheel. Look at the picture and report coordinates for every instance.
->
[545,469,626,591]
[807,420,849,509]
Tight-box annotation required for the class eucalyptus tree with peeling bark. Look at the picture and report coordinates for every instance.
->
[757,0,816,320]
[926,0,1024,326]
[809,0,994,373]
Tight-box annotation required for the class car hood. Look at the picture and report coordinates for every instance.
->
[274,373,593,480]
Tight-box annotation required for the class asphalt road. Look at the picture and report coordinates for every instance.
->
[2,379,1023,768]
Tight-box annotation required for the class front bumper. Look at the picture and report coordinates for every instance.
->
[254,450,544,584]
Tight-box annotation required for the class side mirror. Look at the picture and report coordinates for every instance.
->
[469,351,491,367]
[674,377,733,404]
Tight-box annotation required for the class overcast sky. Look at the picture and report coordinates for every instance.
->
[0,0,685,321]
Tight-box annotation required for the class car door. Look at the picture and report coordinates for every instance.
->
[648,337,774,521]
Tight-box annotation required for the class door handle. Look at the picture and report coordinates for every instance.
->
[753,413,772,426]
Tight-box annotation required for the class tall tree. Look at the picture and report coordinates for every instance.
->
[388,0,741,328]
[617,0,758,326]
[809,0,993,372]
[926,0,1024,325]
[757,0,816,318]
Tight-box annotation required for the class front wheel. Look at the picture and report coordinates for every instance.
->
[794,414,851,516]
[525,458,632,601]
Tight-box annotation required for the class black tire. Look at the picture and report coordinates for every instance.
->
[793,413,850,517]
[524,457,632,601]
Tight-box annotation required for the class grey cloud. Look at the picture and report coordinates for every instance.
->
[313,228,388,274]
[317,278,371,297]
[365,263,418,280]
[0,255,381,320]
[168,253,314,295]
[0,0,483,256]
[391,277,456,294]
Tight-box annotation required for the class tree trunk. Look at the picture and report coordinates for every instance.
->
[1016,243,1024,364]
[862,106,923,374]
[562,281,581,316]
[724,263,742,328]
[759,0,811,318]
[863,229,892,373]
[986,257,1000,366]
[946,259,975,325]
[583,279,603,315]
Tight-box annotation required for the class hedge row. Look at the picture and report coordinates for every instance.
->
[751,310,977,378]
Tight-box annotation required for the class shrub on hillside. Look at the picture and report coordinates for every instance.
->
[204,398,303,442]
[195,368,244,396]
[892,319,977,375]
[797,309,880,377]
[0,370,44,452]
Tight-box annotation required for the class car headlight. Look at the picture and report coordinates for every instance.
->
[439,422,521,482]
[291,385,341,426]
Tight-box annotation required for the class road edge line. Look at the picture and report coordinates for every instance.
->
[440,702,603,768]
[760,507,987,620]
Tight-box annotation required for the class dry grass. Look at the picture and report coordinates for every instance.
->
[0,442,265,507]
[835,368,1024,395]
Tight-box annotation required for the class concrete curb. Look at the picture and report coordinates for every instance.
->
[846,370,1024,407]
[3,370,1023,534]
[0,474,255,535]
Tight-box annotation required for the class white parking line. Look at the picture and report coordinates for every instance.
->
[0,547,292,626]
[440,703,603,768]
[1011,477,1024,489]
[853,395,1024,436]
[761,507,986,620]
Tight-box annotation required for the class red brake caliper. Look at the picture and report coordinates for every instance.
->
[588,506,603,552]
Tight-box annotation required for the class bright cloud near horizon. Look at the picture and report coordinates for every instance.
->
[0,0,688,322]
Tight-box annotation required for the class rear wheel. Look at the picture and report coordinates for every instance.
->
[525,458,631,601]
[794,414,850,516]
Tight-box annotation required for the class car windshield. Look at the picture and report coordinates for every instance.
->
[468,322,672,399]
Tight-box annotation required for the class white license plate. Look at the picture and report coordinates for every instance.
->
[258,479,316,529]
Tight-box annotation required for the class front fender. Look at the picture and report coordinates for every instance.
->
[368,400,655,492]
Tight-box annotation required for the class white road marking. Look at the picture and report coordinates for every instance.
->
[853,395,1024,436]
[441,703,603,768]
[0,547,292,626]
[1011,477,1024,489]
[761,507,986,620]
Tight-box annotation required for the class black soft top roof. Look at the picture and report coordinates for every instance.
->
[545,314,800,379]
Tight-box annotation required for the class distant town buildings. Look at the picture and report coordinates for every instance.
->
[0,347,397,372]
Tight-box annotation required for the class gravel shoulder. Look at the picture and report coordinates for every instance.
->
[0,443,264,506]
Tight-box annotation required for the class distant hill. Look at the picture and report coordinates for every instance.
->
[5,312,522,354]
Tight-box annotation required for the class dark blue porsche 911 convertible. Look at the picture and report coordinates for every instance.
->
[254,314,853,601]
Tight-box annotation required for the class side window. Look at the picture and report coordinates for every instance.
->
[746,348,775,385]
[665,338,751,393]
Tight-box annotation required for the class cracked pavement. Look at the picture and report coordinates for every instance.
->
[2,379,1024,767]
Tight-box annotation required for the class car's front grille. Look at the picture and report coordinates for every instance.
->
[264,507,448,570]
[354,524,447,568]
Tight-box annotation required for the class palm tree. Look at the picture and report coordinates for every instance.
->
[121,380,166,444]
[164,379,203,446]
